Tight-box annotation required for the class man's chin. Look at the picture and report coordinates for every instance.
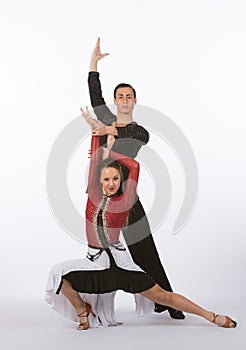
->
[120,109,131,114]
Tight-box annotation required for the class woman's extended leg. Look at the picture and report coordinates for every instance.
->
[140,284,236,328]
[61,279,94,330]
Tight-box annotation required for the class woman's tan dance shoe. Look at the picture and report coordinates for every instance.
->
[77,303,95,330]
[211,313,237,328]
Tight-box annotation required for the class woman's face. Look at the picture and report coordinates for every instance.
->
[100,167,121,196]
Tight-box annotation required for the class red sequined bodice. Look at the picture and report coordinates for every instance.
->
[85,136,139,248]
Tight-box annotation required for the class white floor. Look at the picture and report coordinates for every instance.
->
[1,295,244,350]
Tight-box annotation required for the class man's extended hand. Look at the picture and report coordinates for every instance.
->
[80,106,105,130]
[90,37,109,71]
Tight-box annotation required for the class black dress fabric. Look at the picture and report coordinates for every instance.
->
[61,196,155,295]
[61,252,155,295]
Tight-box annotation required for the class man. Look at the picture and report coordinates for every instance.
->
[87,38,184,319]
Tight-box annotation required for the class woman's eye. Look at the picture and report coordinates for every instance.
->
[113,177,119,180]
[104,178,109,181]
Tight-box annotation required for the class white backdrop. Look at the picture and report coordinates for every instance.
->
[0,0,245,347]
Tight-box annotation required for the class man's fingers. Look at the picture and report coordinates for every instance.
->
[80,107,87,115]
[85,106,90,116]
[80,106,93,122]
[95,37,100,49]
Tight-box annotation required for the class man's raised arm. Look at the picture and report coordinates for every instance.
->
[88,38,116,126]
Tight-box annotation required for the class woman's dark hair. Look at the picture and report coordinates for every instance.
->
[98,158,124,195]
[113,83,136,99]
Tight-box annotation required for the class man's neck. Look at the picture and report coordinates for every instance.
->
[116,113,133,124]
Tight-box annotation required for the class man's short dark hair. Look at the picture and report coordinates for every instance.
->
[114,83,136,99]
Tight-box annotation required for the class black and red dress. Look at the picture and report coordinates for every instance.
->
[45,136,155,326]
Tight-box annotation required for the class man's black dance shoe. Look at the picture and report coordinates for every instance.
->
[154,305,185,319]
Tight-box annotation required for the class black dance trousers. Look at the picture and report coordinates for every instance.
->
[122,197,173,309]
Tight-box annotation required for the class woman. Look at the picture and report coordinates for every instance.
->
[45,111,237,331]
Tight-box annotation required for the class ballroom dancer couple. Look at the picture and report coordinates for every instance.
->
[45,38,237,330]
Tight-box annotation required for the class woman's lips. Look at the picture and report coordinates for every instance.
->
[109,187,114,191]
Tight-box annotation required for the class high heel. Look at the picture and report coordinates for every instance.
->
[77,302,95,331]
[211,313,237,328]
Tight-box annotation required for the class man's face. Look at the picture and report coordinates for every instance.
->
[114,87,137,115]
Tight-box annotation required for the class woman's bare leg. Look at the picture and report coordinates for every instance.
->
[61,279,85,315]
[61,279,91,330]
[140,284,236,327]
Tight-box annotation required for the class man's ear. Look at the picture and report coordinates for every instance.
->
[114,99,117,105]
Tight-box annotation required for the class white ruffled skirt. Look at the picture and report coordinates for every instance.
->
[45,243,155,327]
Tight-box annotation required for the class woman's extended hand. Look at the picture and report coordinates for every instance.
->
[92,125,118,137]
[92,125,110,136]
